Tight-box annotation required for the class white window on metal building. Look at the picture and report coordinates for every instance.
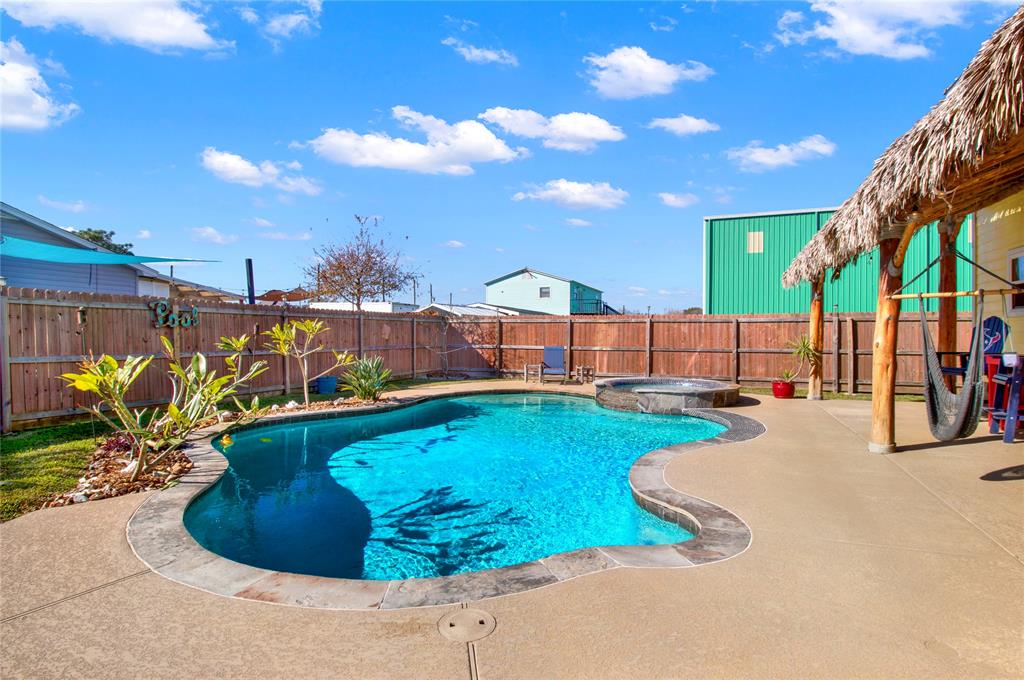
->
[747,231,764,254]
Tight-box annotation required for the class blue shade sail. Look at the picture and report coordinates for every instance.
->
[0,236,215,264]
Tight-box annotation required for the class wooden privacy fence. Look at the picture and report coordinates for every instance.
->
[0,287,971,430]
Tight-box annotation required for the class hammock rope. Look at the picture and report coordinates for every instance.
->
[918,295,985,441]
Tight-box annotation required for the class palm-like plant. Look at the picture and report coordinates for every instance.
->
[340,356,393,402]
[786,335,822,381]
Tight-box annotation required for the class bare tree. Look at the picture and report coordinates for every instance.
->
[305,215,417,310]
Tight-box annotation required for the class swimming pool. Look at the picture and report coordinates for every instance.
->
[184,393,726,581]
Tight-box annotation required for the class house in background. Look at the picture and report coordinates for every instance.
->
[702,207,973,314]
[0,202,239,302]
[311,300,418,313]
[484,267,615,315]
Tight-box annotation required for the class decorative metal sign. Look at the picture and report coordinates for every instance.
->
[149,300,199,328]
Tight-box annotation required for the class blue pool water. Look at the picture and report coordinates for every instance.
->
[184,394,725,580]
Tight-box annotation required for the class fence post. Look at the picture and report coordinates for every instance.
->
[832,313,841,393]
[170,296,182,365]
[0,292,11,432]
[281,307,290,395]
[357,313,364,358]
[566,317,573,376]
[645,316,653,377]
[847,317,856,395]
[732,318,741,384]
[410,317,417,380]
[495,318,503,377]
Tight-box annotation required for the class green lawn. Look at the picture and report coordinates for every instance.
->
[0,420,109,522]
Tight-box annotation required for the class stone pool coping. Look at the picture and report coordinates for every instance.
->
[126,388,765,610]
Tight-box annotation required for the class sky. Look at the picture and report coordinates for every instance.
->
[1,1,1018,311]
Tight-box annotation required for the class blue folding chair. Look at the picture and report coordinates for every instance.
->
[540,346,567,382]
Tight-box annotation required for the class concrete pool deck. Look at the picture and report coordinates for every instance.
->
[2,380,1022,679]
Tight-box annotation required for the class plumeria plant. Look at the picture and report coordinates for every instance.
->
[61,336,268,481]
[262,319,355,407]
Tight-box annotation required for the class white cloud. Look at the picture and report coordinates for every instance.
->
[444,15,479,32]
[240,2,321,50]
[775,1,986,60]
[584,46,713,99]
[265,12,314,39]
[259,231,311,241]
[648,114,720,136]
[727,134,836,172]
[650,17,678,32]
[192,227,238,245]
[513,179,628,210]
[628,286,649,296]
[443,240,466,248]
[1,0,227,53]
[37,194,86,213]
[1,38,80,130]
[495,246,505,252]
[237,6,259,24]
[305,105,527,175]
[565,218,592,227]
[441,37,517,66]
[246,217,275,228]
[658,192,699,208]
[479,107,625,152]
[201,147,321,195]
[136,229,152,239]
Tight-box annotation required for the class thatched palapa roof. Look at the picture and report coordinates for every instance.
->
[783,5,1024,288]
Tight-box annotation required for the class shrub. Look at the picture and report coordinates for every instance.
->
[61,336,267,481]
[341,356,392,402]
[263,319,354,407]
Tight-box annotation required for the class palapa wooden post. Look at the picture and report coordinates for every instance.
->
[937,216,961,389]
[807,274,825,400]
[869,222,916,453]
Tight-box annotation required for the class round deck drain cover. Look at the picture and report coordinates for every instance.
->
[438,609,496,642]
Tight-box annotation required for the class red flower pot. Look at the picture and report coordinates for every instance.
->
[772,380,796,399]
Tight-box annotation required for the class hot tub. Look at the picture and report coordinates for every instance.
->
[595,377,740,414]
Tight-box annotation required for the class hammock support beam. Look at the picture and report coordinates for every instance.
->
[887,288,1021,300]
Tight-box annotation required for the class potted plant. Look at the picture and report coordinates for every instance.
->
[772,335,821,399]
[772,369,797,399]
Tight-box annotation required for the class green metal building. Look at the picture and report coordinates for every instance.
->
[702,208,973,314]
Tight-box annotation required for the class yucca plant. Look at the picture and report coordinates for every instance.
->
[787,335,822,379]
[340,356,392,402]
[263,319,354,407]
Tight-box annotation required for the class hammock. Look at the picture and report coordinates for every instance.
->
[918,296,985,441]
